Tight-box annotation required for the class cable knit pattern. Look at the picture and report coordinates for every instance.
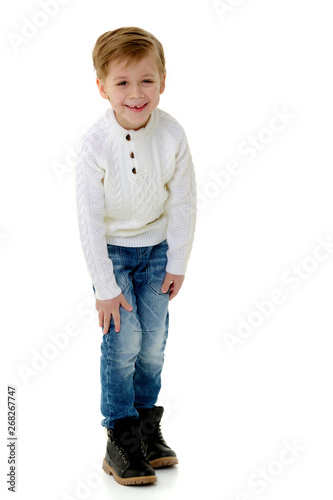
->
[75,107,196,300]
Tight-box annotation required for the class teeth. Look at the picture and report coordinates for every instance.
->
[129,104,145,109]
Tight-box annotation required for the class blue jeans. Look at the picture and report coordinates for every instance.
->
[94,239,170,429]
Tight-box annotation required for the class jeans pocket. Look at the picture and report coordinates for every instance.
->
[147,240,168,296]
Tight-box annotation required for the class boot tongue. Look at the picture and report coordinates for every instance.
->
[139,406,164,422]
[113,418,143,454]
[150,406,164,422]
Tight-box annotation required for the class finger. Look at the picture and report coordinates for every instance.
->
[161,278,172,294]
[113,311,121,333]
[103,315,111,335]
[170,282,180,301]
[98,310,104,328]
[121,297,133,312]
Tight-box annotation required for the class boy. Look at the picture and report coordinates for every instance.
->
[75,27,196,486]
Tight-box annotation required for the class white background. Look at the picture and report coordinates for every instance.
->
[1,0,333,499]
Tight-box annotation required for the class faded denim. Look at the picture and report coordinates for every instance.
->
[94,239,170,429]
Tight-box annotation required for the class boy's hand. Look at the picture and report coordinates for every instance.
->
[95,293,132,334]
[161,272,185,300]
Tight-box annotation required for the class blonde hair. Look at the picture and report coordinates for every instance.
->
[92,27,166,81]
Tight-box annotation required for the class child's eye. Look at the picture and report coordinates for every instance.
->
[117,81,127,86]
[143,80,153,84]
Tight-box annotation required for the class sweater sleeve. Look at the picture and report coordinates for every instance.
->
[75,140,122,300]
[164,133,197,275]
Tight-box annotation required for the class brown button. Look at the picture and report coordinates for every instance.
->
[130,152,135,158]
[126,134,131,141]
[132,168,137,174]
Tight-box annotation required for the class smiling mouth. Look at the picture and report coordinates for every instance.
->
[126,103,148,110]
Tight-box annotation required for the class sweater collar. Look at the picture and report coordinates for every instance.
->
[106,107,158,141]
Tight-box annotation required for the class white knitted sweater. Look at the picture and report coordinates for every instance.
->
[75,107,196,300]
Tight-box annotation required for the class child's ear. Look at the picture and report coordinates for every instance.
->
[96,78,109,100]
[159,72,166,94]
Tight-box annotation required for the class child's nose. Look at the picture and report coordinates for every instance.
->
[129,84,144,98]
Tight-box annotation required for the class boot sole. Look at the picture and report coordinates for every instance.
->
[102,458,157,486]
[149,457,179,469]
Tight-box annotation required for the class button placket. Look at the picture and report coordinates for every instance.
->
[125,133,137,174]
[130,151,136,174]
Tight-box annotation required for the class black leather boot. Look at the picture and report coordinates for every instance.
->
[137,406,178,468]
[102,418,157,486]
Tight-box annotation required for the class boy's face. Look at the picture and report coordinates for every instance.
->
[96,51,166,130]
